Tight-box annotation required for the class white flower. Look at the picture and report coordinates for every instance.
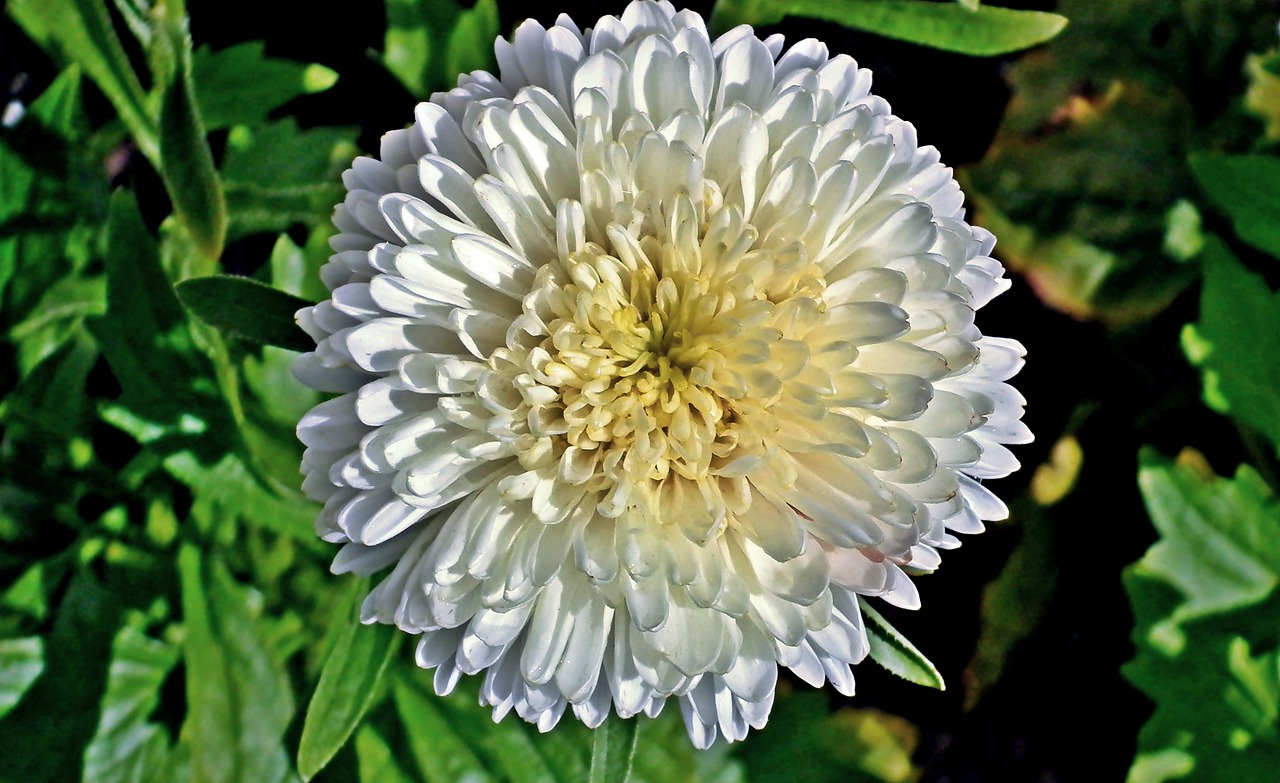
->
[294,0,1029,748]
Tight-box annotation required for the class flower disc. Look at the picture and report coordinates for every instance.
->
[295,0,1030,747]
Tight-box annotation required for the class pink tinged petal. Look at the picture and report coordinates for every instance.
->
[826,546,890,594]
[786,452,889,548]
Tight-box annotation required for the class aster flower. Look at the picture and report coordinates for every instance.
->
[294,0,1029,748]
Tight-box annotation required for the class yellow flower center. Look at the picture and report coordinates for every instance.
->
[509,193,829,524]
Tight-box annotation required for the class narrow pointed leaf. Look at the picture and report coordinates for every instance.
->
[861,600,945,690]
[156,15,227,260]
[713,0,1066,56]
[297,580,401,782]
[355,726,415,783]
[392,680,496,783]
[178,545,295,783]
[175,276,313,351]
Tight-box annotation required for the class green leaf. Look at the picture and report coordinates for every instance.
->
[0,67,100,328]
[393,679,497,783]
[0,571,126,783]
[963,501,1058,710]
[1125,575,1280,782]
[396,670,678,783]
[588,715,639,783]
[1123,450,1280,780]
[297,580,401,782]
[1134,449,1280,645]
[860,600,944,690]
[89,191,243,467]
[156,13,227,259]
[733,692,916,783]
[0,555,72,623]
[355,725,415,783]
[192,42,338,131]
[221,121,356,239]
[8,275,105,376]
[178,545,297,783]
[1190,154,1280,260]
[1,332,99,440]
[168,448,320,540]
[1183,237,1280,450]
[175,276,313,352]
[7,0,159,161]
[0,637,44,720]
[383,0,500,96]
[711,0,1066,56]
[82,624,182,783]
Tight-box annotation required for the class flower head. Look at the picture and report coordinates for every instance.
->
[295,0,1029,747]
